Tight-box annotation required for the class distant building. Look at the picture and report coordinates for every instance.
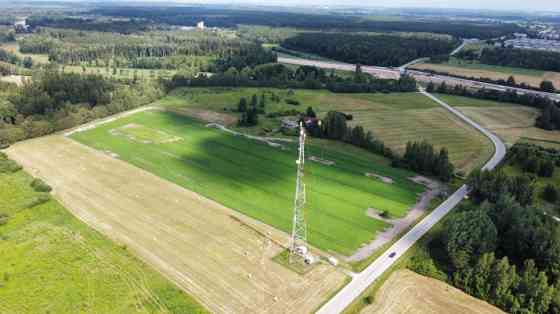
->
[14,19,29,33]
[197,21,205,30]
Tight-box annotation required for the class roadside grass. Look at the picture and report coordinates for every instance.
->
[71,110,423,256]
[434,93,519,108]
[343,211,449,314]
[159,88,493,173]
[0,161,207,314]
[349,195,445,273]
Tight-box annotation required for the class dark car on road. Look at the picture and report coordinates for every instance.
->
[389,252,396,258]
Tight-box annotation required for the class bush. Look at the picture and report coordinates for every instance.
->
[30,178,52,193]
[285,99,301,106]
[0,213,9,226]
[543,184,559,203]
[379,210,391,218]
[408,256,448,281]
[0,127,26,144]
[0,157,22,174]
[24,194,50,208]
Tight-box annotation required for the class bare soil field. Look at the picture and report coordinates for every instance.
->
[6,135,348,314]
[362,269,504,314]
[411,62,560,89]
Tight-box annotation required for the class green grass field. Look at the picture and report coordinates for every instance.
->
[433,94,518,108]
[158,88,493,173]
[445,58,545,77]
[0,160,207,313]
[71,110,423,256]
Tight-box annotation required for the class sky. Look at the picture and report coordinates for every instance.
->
[175,0,560,13]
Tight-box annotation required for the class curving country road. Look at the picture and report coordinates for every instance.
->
[315,90,507,314]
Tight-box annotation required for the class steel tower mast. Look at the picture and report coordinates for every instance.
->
[290,122,308,262]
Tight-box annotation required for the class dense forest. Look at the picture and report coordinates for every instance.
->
[458,47,560,72]
[16,28,275,72]
[27,16,151,34]
[0,71,163,145]
[91,6,522,39]
[281,33,458,67]
[410,165,560,313]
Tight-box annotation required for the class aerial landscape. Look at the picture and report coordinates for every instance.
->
[1,0,560,313]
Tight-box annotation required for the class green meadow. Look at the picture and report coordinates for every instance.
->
[71,110,423,256]
[0,157,207,314]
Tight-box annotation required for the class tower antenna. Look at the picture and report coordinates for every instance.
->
[289,122,311,264]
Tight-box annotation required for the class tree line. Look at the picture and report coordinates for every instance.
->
[426,81,560,131]
[27,16,150,34]
[281,33,458,67]
[419,68,556,93]
[169,63,418,94]
[458,47,560,72]
[92,6,523,39]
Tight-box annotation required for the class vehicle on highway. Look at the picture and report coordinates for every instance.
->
[389,252,397,258]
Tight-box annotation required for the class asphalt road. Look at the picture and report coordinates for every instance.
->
[315,90,506,314]
[278,56,560,101]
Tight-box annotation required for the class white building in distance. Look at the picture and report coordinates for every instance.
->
[197,21,205,30]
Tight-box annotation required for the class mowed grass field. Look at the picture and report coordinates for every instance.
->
[71,110,423,256]
[411,58,560,89]
[6,135,348,313]
[0,161,207,313]
[159,88,493,173]
[362,270,504,314]
[437,94,560,149]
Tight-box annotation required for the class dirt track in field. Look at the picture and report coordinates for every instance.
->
[362,270,504,314]
[6,135,347,314]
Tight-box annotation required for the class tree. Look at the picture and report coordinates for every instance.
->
[543,184,559,203]
[305,106,316,118]
[22,57,33,69]
[538,159,555,178]
[259,93,266,109]
[541,80,556,93]
[426,81,435,93]
[251,94,258,108]
[321,111,347,140]
[506,75,516,86]
[238,97,247,112]
[444,210,498,270]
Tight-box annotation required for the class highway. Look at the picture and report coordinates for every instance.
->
[315,90,507,314]
[278,56,560,101]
